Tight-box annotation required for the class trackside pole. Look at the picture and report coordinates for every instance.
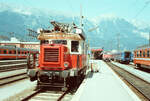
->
[91,62,93,72]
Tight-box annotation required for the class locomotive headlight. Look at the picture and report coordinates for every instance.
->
[64,62,69,67]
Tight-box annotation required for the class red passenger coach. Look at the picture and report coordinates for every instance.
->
[0,46,38,60]
[134,45,150,69]
[27,21,89,90]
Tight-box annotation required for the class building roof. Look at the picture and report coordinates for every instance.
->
[0,37,39,44]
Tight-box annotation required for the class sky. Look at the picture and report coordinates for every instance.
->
[0,0,150,21]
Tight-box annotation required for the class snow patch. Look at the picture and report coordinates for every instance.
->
[13,8,32,15]
[131,20,150,29]
[91,14,119,24]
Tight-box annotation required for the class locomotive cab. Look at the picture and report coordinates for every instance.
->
[27,21,88,90]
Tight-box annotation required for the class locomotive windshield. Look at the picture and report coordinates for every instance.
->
[125,52,131,58]
[52,40,67,45]
[40,40,67,45]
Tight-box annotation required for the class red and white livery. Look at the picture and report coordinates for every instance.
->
[27,21,89,90]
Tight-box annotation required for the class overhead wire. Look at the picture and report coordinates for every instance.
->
[134,0,150,19]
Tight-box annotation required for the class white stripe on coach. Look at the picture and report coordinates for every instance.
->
[134,58,150,61]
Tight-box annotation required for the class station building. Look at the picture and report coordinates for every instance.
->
[0,37,40,50]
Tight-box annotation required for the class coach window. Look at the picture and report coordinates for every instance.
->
[14,50,16,54]
[147,50,150,57]
[143,51,145,57]
[140,51,142,57]
[3,50,7,54]
[137,51,138,57]
[9,50,12,54]
[71,41,79,52]
[134,51,136,57]
[18,51,20,54]
[0,50,1,54]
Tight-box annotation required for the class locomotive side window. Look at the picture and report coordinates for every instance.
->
[71,41,79,52]
[3,50,7,54]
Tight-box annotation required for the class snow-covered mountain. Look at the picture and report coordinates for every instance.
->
[90,14,150,50]
[0,3,150,51]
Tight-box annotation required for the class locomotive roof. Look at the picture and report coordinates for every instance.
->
[38,32,84,41]
[37,28,86,41]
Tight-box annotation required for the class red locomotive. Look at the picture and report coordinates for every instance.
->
[0,46,38,60]
[27,21,89,90]
[134,45,150,69]
[91,49,103,60]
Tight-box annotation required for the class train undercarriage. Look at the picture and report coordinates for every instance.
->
[27,66,87,91]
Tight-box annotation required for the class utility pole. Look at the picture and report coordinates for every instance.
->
[117,33,120,52]
[110,40,113,51]
[149,31,150,46]
[80,4,84,28]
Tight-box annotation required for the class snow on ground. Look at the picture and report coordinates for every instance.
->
[0,79,36,101]
[72,60,140,101]
[112,61,150,83]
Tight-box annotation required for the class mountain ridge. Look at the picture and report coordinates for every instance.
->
[0,3,149,51]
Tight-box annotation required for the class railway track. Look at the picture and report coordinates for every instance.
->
[21,74,85,101]
[21,88,73,101]
[127,63,150,73]
[0,59,27,72]
[106,62,150,101]
[0,72,28,86]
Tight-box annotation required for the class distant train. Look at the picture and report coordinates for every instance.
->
[134,45,150,69]
[103,53,112,62]
[91,49,103,60]
[0,46,38,60]
[112,51,131,64]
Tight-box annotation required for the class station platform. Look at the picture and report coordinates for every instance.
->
[71,60,141,101]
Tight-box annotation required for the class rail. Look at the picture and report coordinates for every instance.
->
[106,62,150,101]
[0,59,27,72]
[0,72,28,86]
[21,88,72,101]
